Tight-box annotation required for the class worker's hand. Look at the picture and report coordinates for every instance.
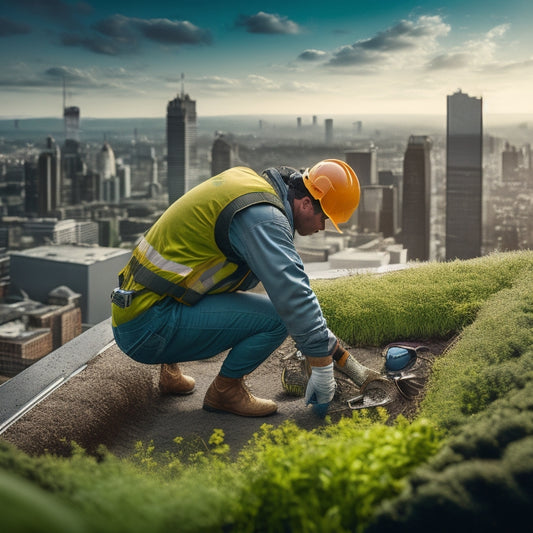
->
[304,362,335,417]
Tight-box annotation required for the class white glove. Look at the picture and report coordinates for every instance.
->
[304,363,336,406]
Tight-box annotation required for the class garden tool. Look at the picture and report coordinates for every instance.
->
[346,385,393,410]
[390,372,425,400]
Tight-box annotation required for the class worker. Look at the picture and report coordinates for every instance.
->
[111,159,361,417]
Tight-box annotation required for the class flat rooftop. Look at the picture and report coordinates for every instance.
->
[0,264,429,457]
[9,245,129,265]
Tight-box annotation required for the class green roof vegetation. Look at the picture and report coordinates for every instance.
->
[1,250,532,532]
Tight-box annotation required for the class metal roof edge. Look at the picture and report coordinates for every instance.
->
[0,318,114,434]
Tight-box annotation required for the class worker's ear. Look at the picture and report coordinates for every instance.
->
[301,196,313,211]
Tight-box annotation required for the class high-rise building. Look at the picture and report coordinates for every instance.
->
[146,146,161,198]
[37,137,62,216]
[502,143,519,182]
[63,106,80,143]
[62,139,85,206]
[97,142,116,181]
[211,134,237,176]
[24,161,39,215]
[325,118,333,144]
[346,148,378,187]
[358,185,397,237]
[116,162,131,201]
[62,97,83,207]
[97,142,116,202]
[402,135,432,261]
[167,89,197,204]
[446,90,483,260]
[0,163,25,217]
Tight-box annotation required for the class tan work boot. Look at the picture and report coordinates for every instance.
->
[159,363,196,395]
[203,375,277,417]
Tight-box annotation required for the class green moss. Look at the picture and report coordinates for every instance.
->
[419,272,533,430]
[312,251,533,345]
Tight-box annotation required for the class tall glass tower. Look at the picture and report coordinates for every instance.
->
[166,87,197,204]
[446,90,483,260]
[402,135,432,261]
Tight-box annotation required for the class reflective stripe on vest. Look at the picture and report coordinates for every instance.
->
[136,236,192,277]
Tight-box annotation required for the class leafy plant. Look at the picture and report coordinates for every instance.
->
[231,413,442,532]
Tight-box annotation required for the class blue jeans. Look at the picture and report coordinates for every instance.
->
[112,292,288,378]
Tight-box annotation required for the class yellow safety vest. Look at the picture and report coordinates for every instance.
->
[112,167,285,326]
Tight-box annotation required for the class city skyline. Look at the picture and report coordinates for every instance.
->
[1,1,533,120]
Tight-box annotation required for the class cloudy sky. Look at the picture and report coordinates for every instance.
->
[1,0,532,119]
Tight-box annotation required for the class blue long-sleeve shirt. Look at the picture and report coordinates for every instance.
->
[228,171,337,358]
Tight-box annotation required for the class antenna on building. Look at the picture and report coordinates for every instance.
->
[180,73,185,98]
[62,77,67,140]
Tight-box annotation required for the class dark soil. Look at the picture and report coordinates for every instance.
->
[2,335,457,458]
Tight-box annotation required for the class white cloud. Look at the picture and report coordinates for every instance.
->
[245,74,281,90]
[298,49,328,62]
[428,23,510,71]
[327,15,450,69]
[235,11,300,35]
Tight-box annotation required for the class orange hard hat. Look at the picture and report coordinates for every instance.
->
[302,159,360,233]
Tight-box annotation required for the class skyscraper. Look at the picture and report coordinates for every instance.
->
[446,90,483,260]
[97,142,116,180]
[38,137,62,216]
[402,135,432,261]
[325,118,333,144]
[502,142,519,182]
[358,185,397,237]
[24,160,39,215]
[166,87,197,204]
[63,77,80,143]
[62,92,82,206]
[64,106,80,143]
[97,142,117,202]
[346,148,378,187]
[211,134,233,176]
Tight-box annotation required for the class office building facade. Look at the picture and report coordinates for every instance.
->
[446,90,483,260]
[402,135,432,261]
